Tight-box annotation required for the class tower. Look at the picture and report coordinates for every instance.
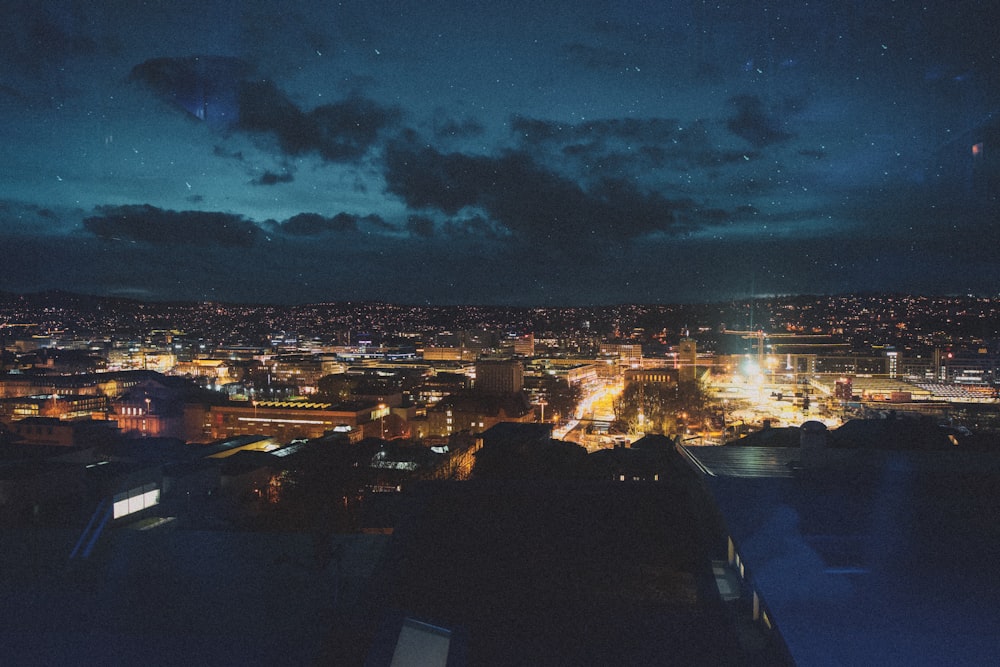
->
[678,337,697,384]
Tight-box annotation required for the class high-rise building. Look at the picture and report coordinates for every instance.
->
[474,360,524,395]
[512,333,535,357]
[678,337,697,383]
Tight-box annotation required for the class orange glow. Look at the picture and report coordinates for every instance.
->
[972,142,983,156]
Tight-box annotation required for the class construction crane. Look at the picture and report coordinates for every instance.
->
[721,328,836,374]
[721,328,768,368]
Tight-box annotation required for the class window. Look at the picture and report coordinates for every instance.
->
[112,483,160,519]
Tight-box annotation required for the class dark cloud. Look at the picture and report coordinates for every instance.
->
[512,115,755,176]
[237,81,400,161]
[280,212,357,236]
[279,212,388,236]
[726,94,795,147]
[253,170,294,186]
[0,200,76,236]
[130,56,251,128]
[132,59,401,162]
[384,143,734,242]
[83,205,258,247]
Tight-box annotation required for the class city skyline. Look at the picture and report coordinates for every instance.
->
[2,2,999,305]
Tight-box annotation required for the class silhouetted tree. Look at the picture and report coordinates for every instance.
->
[613,380,708,434]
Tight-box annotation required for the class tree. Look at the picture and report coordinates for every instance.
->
[613,379,708,435]
[533,376,582,423]
[317,374,356,402]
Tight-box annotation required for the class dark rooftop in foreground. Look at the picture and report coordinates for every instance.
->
[320,477,790,666]
[7,412,998,664]
[681,442,1000,666]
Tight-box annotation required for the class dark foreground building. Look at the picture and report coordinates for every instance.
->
[680,421,1000,665]
[20,415,998,664]
[0,424,795,666]
[321,471,791,665]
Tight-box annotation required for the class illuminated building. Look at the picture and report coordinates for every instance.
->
[171,358,236,385]
[677,337,698,383]
[834,376,853,401]
[886,350,898,378]
[0,393,109,422]
[421,346,477,361]
[474,359,524,395]
[511,333,534,357]
[426,392,534,437]
[525,359,599,386]
[413,372,468,405]
[624,367,679,386]
[0,370,160,400]
[9,416,119,447]
[190,399,389,442]
[600,342,643,368]
[114,397,167,438]
[260,354,327,392]
[423,360,533,436]
[107,346,177,372]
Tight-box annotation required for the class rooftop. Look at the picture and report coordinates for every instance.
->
[325,478,788,665]
[682,443,1000,665]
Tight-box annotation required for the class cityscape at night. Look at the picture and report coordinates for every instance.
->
[3,289,1000,663]
[3,1,1000,665]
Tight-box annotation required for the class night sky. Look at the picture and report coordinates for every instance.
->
[2,1,999,305]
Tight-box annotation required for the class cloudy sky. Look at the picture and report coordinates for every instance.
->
[1,1,998,305]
